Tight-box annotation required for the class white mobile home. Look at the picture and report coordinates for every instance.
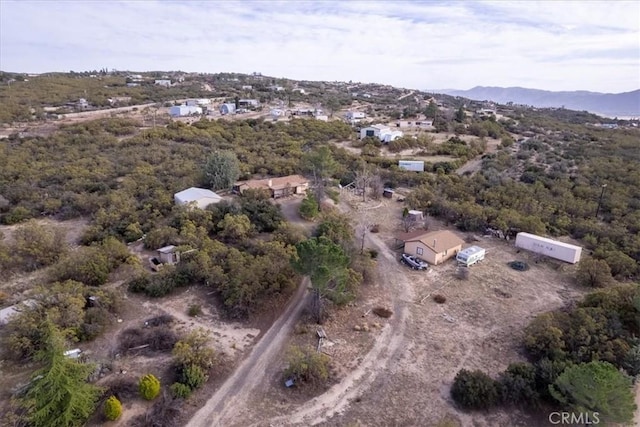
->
[398,160,425,172]
[456,246,486,266]
[169,105,202,117]
[515,232,582,264]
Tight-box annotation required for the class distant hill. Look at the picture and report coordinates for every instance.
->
[436,86,640,118]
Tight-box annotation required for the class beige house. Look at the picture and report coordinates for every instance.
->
[233,175,309,199]
[401,230,464,265]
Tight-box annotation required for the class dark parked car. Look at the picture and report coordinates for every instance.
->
[401,253,429,270]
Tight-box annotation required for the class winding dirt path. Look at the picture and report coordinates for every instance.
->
[265,231,413,426]
[185,279,310,427]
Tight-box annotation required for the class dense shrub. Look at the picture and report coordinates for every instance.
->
[299,193,319,220]
[451,369,500,410]
[139,374,161,400]
[119,326,178,354]
[498,363,539,406]
[178,364,208,390]
[170,382,192,399]
[283,345,331,387]
[103,395,123,421]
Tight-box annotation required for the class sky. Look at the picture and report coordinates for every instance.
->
[1,0,639,93]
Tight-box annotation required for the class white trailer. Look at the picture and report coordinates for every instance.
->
[515,232,582,264]
[398,160,425,172]
[456,246,485,266]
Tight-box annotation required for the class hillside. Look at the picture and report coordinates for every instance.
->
[437,86,640,118]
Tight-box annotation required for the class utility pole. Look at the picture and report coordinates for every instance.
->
[595,184,607,219]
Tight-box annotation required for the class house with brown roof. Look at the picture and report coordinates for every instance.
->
[232,175,310,199]
[398,230,464,265]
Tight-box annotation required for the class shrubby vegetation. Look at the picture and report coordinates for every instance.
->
[451,284,639,423]
[139,374,161,400]
[284,345,331,387]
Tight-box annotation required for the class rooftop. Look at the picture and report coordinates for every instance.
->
[403,230,465,253]
[174,187,222,202]
[235,174,309,191]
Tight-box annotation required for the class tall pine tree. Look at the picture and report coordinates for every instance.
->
[23,321,102,427]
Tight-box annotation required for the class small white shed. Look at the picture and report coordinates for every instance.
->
[399,160,425,172]
[174,187,222,209]
[456,246,486,266]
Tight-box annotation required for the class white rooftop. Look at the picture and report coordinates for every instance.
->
[174,187,221,203]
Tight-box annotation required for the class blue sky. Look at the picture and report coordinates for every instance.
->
[1,0,639,92]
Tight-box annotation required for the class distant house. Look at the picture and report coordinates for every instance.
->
[315,115,329,122]
[292,88,306,95]
[77,98,89,109]
[395,119,433,129]
[155,79,172,87]
[169,105,202,117]
[270,108,285,118]
[233,175,309,199]
[345,111,366,123]
[174,187,222,209]
[108,96,132,106]
[238,99,260,108]
[360,124,403,143]
[268,85,286,92]
[398,230,464,265]
[186,99,211,107]
[219,103,236,115]
[241,85,253,90]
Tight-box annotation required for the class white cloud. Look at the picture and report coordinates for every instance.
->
[1,0,638,92]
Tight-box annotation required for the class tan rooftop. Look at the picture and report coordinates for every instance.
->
[235,174,309,191]
[404,230,464,254]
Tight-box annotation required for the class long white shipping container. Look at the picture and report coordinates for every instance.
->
[515,232,582,264]
[398,160,425,172]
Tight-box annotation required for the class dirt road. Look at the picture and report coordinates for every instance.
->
[265,230,413,426]
[185,278,310,427]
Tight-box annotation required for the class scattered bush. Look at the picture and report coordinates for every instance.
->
[283,345,331,387]
[172,328,216,370]
[188,304,202,317]
[145,314,174,327]
[139,374,161,401]
[369,224,380,233]
[178,364,208,390]
[119,326,178,354]
[373,306,393,318]
[433,294,447,304]
[576,258,613,288]
[367,249,378,259]
[170,382,192,399]
[451,369,500,410]
[103,395,123,421]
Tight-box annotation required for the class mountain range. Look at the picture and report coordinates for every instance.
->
[436,86,640,118]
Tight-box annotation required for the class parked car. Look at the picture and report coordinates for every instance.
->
[401,253,429,270]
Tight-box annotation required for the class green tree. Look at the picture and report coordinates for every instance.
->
[576,258,613,288]
[103,396,122,421]
[12,220,67,271]
[204,150,240,190]
[139,374,161,400]
[217,213,253,241]
[172,328,216,370]
[299,193,319,220]
[455,106,466,123]
[499,363,539,406]
[451,369,500,410]
[23,321,102,427]
[303,146,338,207]
[425,100,438,119]
[549,361,636,424]
[291,236,350,323]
